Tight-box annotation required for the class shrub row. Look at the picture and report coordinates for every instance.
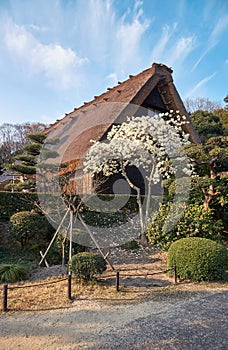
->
[0,192,38,220]
[0,191,142,220]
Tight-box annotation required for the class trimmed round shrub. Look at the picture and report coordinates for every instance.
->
[70,252,107,282]
[0,263,28,283]
[10,210,52,247]
[167,237,228,282]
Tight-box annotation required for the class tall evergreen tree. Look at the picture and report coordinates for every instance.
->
[6,133,58,191]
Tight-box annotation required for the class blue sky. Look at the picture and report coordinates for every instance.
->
[0,0,227,125]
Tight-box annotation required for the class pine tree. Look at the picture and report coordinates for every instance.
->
[6,133,58,191]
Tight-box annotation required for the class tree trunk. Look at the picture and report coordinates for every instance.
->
[203,197,210,211]
[139,232,148,245]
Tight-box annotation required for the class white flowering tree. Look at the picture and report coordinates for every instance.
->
[84,112,193,242]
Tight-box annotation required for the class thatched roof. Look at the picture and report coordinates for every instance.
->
[45,63,200,172]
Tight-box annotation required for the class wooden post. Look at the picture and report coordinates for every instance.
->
[3,284,8,312]
[39,251,49,268]
[174,265,177,284]
[39,209,69,266]
[116,271,120,292]
[68,271,72,300]
[69,210,73,262]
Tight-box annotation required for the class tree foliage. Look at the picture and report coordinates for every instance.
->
[224,95,228,110]
[190,110,224,143]
[184,106,228,232]
[213,108,228,134]
[147,203,223,249]
[0,122,46,166]
[84,112,193,241]
[6,131,58,191]
[10,211,49,248]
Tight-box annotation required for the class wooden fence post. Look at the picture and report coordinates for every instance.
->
[3,284,8,312]
[116,271,120,292]
[68,271,72,300]
[173,265,177,284]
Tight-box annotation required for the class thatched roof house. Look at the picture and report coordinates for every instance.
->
[45,63,200,193]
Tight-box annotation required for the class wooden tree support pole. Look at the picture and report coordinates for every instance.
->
[77,213,115,271]
[39,251,49,268]
[3,284,8,312]
[39,209,69,266]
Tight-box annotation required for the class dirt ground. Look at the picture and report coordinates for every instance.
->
[0,286,227,350]
[0,244,172,312]
[0,243,227,349]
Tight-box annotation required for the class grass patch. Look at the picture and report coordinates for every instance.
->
[0,272,227,313]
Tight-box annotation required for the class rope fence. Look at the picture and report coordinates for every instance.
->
[2,273,71,312]
[6,277,68,290]
[2,266,177,312]
[102,266,177,292]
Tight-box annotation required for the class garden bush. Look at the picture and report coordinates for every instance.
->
[0,263,28,282]
[10,210,53,247]
[147,203,223,249]
[70,252,107,282]
[120,240,140,250]
[167,237,228,282]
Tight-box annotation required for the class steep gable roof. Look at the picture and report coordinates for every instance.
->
[45,63,200,170]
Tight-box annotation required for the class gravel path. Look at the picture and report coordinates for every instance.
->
[0,288,227,349]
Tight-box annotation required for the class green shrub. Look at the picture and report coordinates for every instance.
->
[147,203,223,249]
[10,211,52,247]
[0,263,28,283]
[70,252,107,282]
[120,240,140,250]
[167,237,228,282]
[4,181,36,192]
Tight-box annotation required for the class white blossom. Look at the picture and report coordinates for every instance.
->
[84,112,193,182]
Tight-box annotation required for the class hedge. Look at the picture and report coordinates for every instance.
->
[0,192,143,221]
[0,192,38,220]
[167,237,228,282]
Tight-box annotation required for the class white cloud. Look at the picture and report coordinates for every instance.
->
[150,24,175,62]
[166,36,195,67]
[112,2,150,78]
[4,19,88,90]
[116,11,150,68]
[68,0,151,85]
[27,24,48,32]
[210,15,228,42]
[149,23,195,71]
[187,72,217,97]
[105,73,118,85]
[192,15,228,70]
